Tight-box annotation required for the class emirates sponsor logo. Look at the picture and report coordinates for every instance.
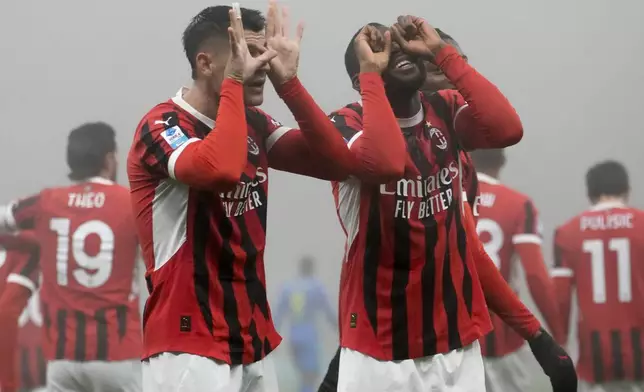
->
[220,167,268,217]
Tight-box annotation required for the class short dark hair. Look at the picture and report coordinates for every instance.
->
[586,160,629,201]
[67,122,116,181]
[183,6,266,79]
[344,23,386,88]
[470,149,505,171]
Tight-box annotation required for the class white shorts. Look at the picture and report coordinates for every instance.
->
[338,341,485,392]
[579,380,644,392]
[142,352,278,392]
[47,359,141,392]
[483,343,548,392]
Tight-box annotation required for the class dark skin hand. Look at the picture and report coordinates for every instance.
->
[390,15,446,59]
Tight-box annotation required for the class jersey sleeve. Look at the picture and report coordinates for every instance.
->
[130,109,201,179]
[551,226,574,340]
[245,107,294,154]
[328,103,364,148]
[511,198,542,245]
[5,247,40,294]
[0,194,41,233]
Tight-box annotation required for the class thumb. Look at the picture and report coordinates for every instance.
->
[382,30,392,57]
[257,48,278,64]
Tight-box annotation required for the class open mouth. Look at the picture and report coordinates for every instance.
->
[395,59,415,70]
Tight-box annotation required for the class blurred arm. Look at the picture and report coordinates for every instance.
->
[551,229,575,343]
[0,283,32,392]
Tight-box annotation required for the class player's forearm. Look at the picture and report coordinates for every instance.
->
[0,284,31,391]
[174,79,247,190]
[0,233,39,251]
[435,46,523,149]
[517,244,565,342]
[275,77,355,177]
[349,73,406,182]
[552,273,574,342]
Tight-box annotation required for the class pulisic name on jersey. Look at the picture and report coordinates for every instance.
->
[220,167,267,217]
[380,161,460,219]
[580,213,634,231]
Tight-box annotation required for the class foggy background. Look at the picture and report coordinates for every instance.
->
[2,0,643,390]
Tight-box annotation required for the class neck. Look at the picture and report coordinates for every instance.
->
[388,90,422,119]
[479,169,500,180]
[183,79,220,121]
[594,195,626,206]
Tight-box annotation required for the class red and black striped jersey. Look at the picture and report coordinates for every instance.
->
[330,92,492,361]
[128,89,291,365]
[460,151,479,219]
[4,179,142,362]
[553,201,644,383]
[474,174,544,357]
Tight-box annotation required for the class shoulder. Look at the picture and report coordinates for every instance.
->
[330,101,363,119]
[555,213,583,241]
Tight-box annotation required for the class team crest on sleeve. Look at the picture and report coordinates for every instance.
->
[161,126,189,150]
[247,136,259,155]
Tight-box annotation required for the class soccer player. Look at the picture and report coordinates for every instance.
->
[128,3,406,391]
[0,123,143,392]
[0,232,45,392]
[470,149,563,391]
[553,160,644,392]
[326,16,576,391]
[274,256,335,392]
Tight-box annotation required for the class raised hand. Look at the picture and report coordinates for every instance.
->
[390,15,444,59]
[265,1,304,85]
[353,25,392,74]
[224,6,277,83]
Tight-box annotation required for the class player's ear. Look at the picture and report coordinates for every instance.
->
[195,51,214,78]
[351,75,360,91]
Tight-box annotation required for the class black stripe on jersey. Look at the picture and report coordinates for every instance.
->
[145,275,154,294]
[213,199,244,364]
[453,194,472,316]
[42,303,51,337]
[263,337,272,356]
[611,330,624,379]
[20,348,33,388]
[405,130,439,357]
[95,309,108,360]
[194,196,216,336]
[140,122,169,174]
[74,311,86,361]
[37,347,46,386]
[485,330,497,357]
[363,191,382,339]
[55,309,67,359]
[19,246,40,278]
[391,184,411,359]
[116,306,127,339]
[442,207,462,350]
[591,330,604,382]
[633,328,643,380]
[330,103,364,141]
[248,320,263,362]
[162,111,179,128]
[523,201,536,234]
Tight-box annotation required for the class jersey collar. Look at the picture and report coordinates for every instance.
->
[172,87,216,129]
[84,177,114,185]
[476,172,500,185]
[590,200,627,211]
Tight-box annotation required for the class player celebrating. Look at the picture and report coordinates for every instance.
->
[0,123,143,392]
[128,3,406,391]
[553,160,644,392]
[470,149,564,391]
[326,17,576,391]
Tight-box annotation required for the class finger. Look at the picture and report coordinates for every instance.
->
[228,9,243,43]
[266,0,276,37]
[382,30,392,57]
[281,6,289,38]
[228,27,239,56]
[273,1,283,37]
[295,22,304,44]
[374,29,385,52]
[256,48,278,64]
[390,25,409,50]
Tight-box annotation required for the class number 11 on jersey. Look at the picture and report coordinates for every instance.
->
[583,238,631,304]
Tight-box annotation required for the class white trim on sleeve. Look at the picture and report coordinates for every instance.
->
[453,104,469,131]
[347,131,363,149]
[168,138,201,180]
[512,234,542,245]
[7,273,36,292]
[551,267,573,278]
[266,127,293,152]
[0,202,17,233]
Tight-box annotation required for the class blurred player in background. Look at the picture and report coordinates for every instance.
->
[0,232,46,392]
[470,149,563,391]
[128,3,405,391]
[0,123,143,392]
[275,256,335,392]
[553,160,644,392]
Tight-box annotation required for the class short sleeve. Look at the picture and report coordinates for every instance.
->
[130,109,201,179]
[512,198,542,245]
[6,247,40,293]
[245,107,293,153]
[0,194,41,232]
[329,103,364,149]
